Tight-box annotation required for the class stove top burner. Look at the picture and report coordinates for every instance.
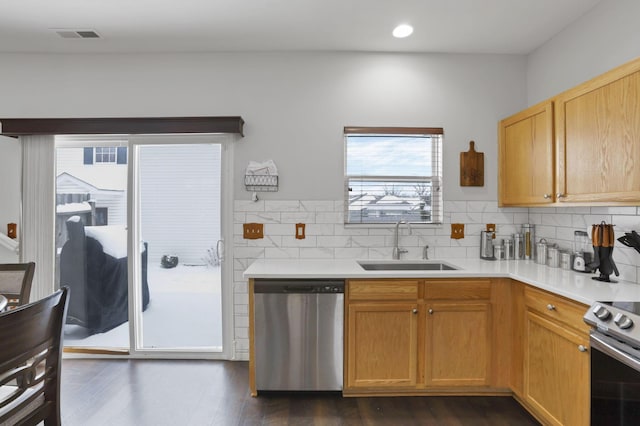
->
[584,301,640,346]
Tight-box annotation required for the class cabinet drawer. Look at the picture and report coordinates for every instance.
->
[424,280,491,300]
[524,286,589,333]
[348,280,419,301]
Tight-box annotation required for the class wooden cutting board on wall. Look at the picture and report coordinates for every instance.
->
[460,140,484,186]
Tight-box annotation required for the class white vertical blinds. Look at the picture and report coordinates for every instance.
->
[21,135,56,301]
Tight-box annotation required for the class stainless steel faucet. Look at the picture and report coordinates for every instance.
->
[392,220,411,260]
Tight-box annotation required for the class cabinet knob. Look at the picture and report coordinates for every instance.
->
[556,193,566,199]
[412,308,418,314]
[543,194,551,199]
[547,304,556,311]
[578,345,587,353]
[428,308,434,315]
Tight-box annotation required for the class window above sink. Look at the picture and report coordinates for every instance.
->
[344,127,443,226]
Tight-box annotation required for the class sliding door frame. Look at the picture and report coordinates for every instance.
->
[128,134,235,360]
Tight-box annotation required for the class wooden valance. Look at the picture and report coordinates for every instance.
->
[0,116,244,137]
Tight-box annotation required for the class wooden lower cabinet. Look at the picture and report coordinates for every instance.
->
[344,278,498,394]
[346,303,418,389]
[425,301,491,387]
[518,285,590,426]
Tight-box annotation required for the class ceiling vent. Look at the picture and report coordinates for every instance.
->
[54,29,101,39]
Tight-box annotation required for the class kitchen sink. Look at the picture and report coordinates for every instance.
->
[357,261,459,271]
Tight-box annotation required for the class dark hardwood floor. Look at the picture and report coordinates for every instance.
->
[60,359,540,426]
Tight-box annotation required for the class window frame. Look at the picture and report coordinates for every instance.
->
[95,146,117,164]
[343,126,443,226]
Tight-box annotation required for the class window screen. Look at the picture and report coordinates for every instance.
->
[344,127,443,224]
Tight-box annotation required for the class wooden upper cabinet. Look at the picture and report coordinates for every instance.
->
[555,59,640,203]
[498,100,554,206]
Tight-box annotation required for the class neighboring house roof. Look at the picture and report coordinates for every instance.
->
[56,172,124,195]
[349,193,430,212]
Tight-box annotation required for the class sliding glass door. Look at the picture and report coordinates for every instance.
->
[135,142,223,351]
[56,139,130,350]
[56,135,231,357]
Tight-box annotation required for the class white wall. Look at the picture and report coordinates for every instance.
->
[0,135,21,262]
[0,52,527,204]
[527,0,640,104]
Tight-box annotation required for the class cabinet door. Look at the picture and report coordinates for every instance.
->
[424,302,491,387]
[499,100,554,206]
[346,303,418,389]
[556,61,640,203]
[524,311,589,426]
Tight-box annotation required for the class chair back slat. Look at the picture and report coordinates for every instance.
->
[0,287,69,426]
[0,262,36,309]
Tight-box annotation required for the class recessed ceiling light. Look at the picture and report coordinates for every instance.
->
[393,24,413,38]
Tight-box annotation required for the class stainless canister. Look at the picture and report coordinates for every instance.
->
[535,238,547,265]
[513,233,524,259]
[522,224,535,260]
[480,230,495,260]
[494,244,505,260]
[504,238,515,260]
[547,246,560,268]
[560,250,572,269]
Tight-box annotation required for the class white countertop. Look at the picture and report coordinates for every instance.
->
[243,258,640,305]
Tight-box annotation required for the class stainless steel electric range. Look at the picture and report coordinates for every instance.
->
[584,301,640,425]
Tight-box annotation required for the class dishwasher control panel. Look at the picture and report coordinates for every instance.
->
[254,279,344,294]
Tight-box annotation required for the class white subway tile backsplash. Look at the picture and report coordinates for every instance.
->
[591,206,638,215]
[300,200,335,212]
[541,213,573,227]
[281,235,318,247]
[316,236,352,248]
[280,212,316,223]
[529,207,557,214]
[513,212,529,224]
[467,201,499,213]
[300,247,335,258]
[231,198,640,360]
[451,212,483,223]
[235,200,265,212]
[264,200,301,212]
[613,215,640,231]
[444,201,468,213]
[351,235,387,247]
[264,247,300,258]
[481,212,514,224]
[572,214,612,229]
[234,247,266,259]
[245,212,281,223]
[305,224,335,236]
[434,246,468,258]
[316,212,343,223]
[368,247,393,259]
[335,247,369,259]
[334,226,370,236]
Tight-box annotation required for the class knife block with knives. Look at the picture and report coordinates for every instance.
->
[590,222,619,282]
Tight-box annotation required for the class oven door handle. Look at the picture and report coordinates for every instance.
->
[591,332,640,371]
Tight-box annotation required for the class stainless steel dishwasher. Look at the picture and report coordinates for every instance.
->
[253,279,344,391]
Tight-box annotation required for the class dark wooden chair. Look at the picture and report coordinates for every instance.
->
[0,287,69,426]
[0,262,36,310]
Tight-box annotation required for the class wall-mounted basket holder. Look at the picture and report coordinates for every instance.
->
[245,174,278,192]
